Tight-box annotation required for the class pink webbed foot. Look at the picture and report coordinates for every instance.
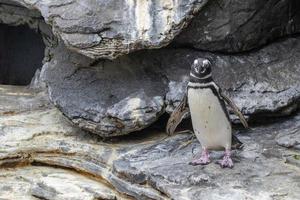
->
[218,150,234,168]
[189,149,210,166]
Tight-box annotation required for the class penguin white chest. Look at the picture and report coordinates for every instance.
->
[188,87,232,150]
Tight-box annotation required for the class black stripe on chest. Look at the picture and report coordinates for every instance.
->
[187,83,231,122]
[189,76,213,84]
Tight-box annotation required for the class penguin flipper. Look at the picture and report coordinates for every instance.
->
[166,94,189,135]
[221,93,249,129]
[231,134,243,150]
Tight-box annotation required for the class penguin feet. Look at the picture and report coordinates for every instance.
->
[218,150,233,168]
[189,149,210,165]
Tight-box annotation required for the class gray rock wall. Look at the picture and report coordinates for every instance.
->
[6,0,208,59]
[0,0,300,137]
[175,0,300,52]
[1,1,300,199]
[42,36,300,137]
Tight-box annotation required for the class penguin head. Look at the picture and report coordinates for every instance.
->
[190,58,212,79]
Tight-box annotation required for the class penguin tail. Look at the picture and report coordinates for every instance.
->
[231,134,244,150]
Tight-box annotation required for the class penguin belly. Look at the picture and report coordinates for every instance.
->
[188,87,232,150]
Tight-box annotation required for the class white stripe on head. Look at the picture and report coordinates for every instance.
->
[202,59,211,66]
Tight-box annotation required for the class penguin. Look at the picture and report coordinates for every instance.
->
[166,58,248,168]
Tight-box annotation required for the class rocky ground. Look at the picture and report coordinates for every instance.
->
[1,1,300,199]
[0,85,299,200]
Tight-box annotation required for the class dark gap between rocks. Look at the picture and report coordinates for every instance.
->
[0,24,45,86]
[168,32,300,56]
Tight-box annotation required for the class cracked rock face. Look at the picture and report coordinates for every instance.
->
[1,1,300,198]
[42,43,167,137]
[42,36,300,136]
[175,0,300,52]
[0,85,300,200]
[7,0,208,59]
[0,167,119,200]
[1,0,300,137]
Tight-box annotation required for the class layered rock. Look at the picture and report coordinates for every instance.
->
[1,85,300,200]
[41,43,167,137]
[2,0,300,59]
[175,0,300,52]
[1,0,300,137]
[2,0,208,59]
[1,1,300,198]
[42,36,300,136]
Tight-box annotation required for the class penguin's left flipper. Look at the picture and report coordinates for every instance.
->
[166,94,190,135]
[220,92,249,129]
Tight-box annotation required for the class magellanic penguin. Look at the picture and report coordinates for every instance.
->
[166,58,248,168]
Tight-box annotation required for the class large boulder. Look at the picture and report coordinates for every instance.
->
[5,0,208,59]
[175,0,300,52]
[42,36,300,137]
[42,43,167,137]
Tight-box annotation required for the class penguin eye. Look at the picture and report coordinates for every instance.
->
[194,65,200,73]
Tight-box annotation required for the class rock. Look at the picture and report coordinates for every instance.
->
[42,42,167,137]
[29,69,46,89]
[2,0,300,59]
[0,85,50,114]
[5,0,208,59]
[175,0,300,52]
[1,0,300,136]
[285,155,300,168]
[165,80,189,114]
[0,0,55,43]
[0,85,165,200]
[0,85,300,200]
[166,36,300,119]
[0,0,42,27]
[276,123,300,150]
[0,167,118,200]
[42,36,300,136]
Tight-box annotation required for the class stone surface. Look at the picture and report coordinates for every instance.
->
[2,0,300,59]
[0,0,41,27]
[1,0,300,137]
[0,0,54,43]
[0,167,118,200]
[0,85,300,200]
[276,126,300,150]
[175,0,300,52]
[42,36,300,136]
[42,43,167,137]
[2,0,208,59]
[0,85,50,114]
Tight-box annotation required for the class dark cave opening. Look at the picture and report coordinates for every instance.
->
[0,24,45,86]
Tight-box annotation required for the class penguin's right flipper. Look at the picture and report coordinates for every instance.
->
[166,94,190,135]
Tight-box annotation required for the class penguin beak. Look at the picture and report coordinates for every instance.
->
[200,66,206,73]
